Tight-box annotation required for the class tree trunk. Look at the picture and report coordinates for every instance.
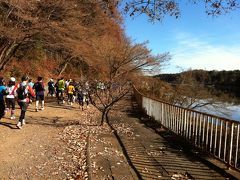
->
[0,40,22,71]
[58,61,69,77]
[105,108,111,125]
[100,110,105,126]
[100,108,110,126]
[58,57,75,77]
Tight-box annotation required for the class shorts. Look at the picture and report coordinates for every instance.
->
[36,95,44,101]
[5,98,15,110]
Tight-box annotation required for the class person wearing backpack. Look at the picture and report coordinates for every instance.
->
[15,75,35,129]
[0,77,8,120]
[33,76,45,112]
[4,77,16,119]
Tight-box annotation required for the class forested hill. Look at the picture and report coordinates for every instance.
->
[0,0,124,79]
[156,70,240,96]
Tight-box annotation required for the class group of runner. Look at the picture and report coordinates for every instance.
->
[53,77,91,108]
[0,75,95,129]
[0,76,37,129]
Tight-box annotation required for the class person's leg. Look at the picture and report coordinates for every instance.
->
[83,96,86,109]
[17,102,23,128]
[81,100,84,110]
[18,102,28,128]
[10,98,15,119]
[70,94,73,105]
[19,110,26,123]
[4,98,10,117]
[0,100,5,119]
[67,93,70,104]
[56,90,60,104]
[41,95,45,110]
[36,95,39,111]
[41,100,44,110]
[86,99,89,106]
[79,97,84,110]
[61,90,65,103]
[52,88,55,96]
[50,88,54,96]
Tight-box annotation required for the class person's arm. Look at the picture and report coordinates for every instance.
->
[42,82,45,91]
[28,86,36,97]
[33,83,36,89]
[1,87,8,95]
[13,84,19,97]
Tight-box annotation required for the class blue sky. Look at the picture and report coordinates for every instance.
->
[122,2,240,74]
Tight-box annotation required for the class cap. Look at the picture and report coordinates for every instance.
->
[10,77,16,82]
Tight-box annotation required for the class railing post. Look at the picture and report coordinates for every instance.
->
[206,116,210,150]
[162,102,164,124]
[195,113,199,146]
[189,111,192,140]
[177,108,180,135]
[229,123,234,165]
[224,122,228,162]
[210,117,214,153]
[218,120,223,158]
[132,86,240,171]
[198,114,202,148]
[184,110,187,138]
[235,124,239,168]
[202,115,206,146]
[214,118,218,156]
[192,112,195,143]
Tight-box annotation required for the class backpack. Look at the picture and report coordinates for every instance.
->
[34,82,44,92]
[17,84,28,100]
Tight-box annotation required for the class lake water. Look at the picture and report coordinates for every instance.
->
[197,104,240,122]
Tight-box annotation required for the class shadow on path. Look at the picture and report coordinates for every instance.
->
[108,94,237,179]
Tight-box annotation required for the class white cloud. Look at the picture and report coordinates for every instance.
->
[165,32,240,73]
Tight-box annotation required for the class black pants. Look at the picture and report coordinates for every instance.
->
[0,100,5,119]
[48,87,55,96]
[18,102,28,122]
[68,93,73,103]
[57,90,64,103]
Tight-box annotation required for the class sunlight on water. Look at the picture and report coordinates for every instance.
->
[197,104,240,122]
[227,105,240,121]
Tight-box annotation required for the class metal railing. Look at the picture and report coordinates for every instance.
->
[133,86,240,170]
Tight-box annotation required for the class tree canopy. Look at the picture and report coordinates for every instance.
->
[123,0,239,21]
[0,0,238,80]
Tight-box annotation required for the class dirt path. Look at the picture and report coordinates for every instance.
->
[0,99,92,179]
[0,98,137,180]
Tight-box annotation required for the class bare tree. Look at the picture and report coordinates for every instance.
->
[122,0,239,21]
[138,70,230,116]
[88,35,169,125]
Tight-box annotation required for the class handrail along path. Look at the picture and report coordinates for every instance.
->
[133,85,240,171]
